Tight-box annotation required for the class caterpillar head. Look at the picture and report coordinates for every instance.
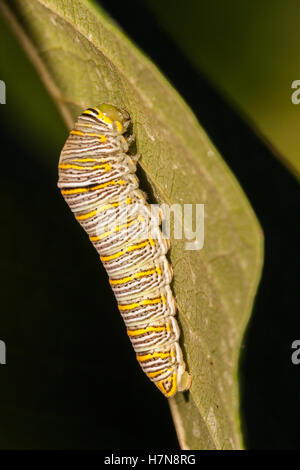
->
[88,103,131,134]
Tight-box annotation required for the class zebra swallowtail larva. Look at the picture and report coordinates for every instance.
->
[58,104,192,397]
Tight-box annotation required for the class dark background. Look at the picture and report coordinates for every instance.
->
[0,0,299,449]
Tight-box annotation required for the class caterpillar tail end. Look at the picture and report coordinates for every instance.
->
[155,371,192,398]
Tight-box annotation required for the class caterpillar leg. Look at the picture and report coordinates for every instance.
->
[131,152,140,162]
[126,132,136,146]
[177,371,192,392]
[174,343,192,393]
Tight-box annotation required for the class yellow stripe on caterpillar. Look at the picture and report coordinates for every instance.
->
[100,238,154,262]
[127,324,170,337]
[137,352,171,362]
[59,163,111,171]
[61,179,126,195]
[118,296,165,311]
[70,130,107,141]
[147,368,172,378]
[109,265,161,286]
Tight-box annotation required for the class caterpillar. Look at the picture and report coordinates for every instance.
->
[58,104,192,397]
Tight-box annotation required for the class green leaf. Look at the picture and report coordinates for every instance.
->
[144,0,300,182]
[1,0,263,449]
